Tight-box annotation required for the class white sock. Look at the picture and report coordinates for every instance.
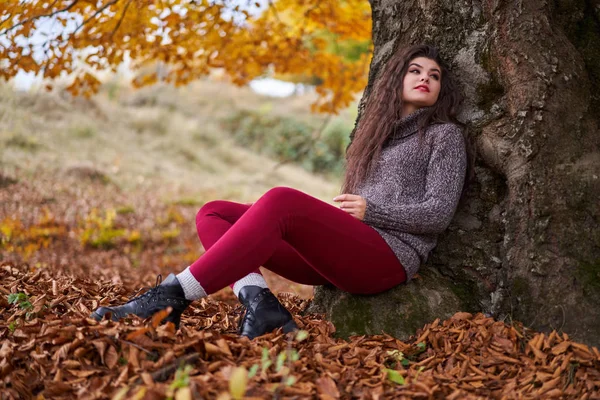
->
[232,273,268,298]
[176,268,208,300]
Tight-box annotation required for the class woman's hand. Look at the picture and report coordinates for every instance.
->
[333,194,367,221]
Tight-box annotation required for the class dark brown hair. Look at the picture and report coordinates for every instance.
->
[342,44,467,194]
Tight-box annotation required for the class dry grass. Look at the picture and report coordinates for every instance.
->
[0,78,352,204]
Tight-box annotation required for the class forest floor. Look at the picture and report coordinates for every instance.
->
[1,81,599,399]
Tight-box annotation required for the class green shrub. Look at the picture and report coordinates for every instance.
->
[222,111,350,177]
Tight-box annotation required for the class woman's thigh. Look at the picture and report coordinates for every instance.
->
[195,190,406,294]
[250,187,407,294]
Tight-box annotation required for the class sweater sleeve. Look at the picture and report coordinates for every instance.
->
[362,125,467,235]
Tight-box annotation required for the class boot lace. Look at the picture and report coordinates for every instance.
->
[125,275,165,305]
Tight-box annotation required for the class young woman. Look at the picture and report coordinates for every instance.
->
[92,44,469,340]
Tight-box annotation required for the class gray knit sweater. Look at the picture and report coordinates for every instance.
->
[357,107,467,280]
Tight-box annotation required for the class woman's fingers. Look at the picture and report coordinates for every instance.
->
[333,194,361,202]
[334,194,365,221]
[339,201,359,209]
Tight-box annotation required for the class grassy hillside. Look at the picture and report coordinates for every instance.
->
[0,78,356,204]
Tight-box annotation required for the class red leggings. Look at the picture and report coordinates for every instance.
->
[189,187,406,295]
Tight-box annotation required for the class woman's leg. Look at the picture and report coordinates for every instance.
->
[182,187,406,297]
[91,187,406,336]
[193,200,329,286]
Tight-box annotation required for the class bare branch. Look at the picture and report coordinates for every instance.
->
[0,0,79,37]
[110,0,133,38]
[73,0,120,34]
[118,338,154,355]
[267,0,282,23]
[133,352,201,384]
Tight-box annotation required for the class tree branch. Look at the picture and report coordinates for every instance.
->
[134,352,201,384]
[0,0,79,37]
[110,0,133,38]
[73,0,120,34]
[267,0,282,23]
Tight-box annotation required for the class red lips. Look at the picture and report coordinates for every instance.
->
[415,85,430,92]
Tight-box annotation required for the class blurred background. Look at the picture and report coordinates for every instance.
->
[0,61,363,299]
[0,0,372,299]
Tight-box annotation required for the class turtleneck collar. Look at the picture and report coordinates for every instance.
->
[390,107,432,140]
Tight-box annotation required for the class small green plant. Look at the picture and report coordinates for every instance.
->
[295,330,309,342]
[385,368,405,385]
[8,321,19,332]
[165,364,193,400]
[386,349,410,368]
[247,364,259,379]
[170,364,193,390]
[261,347,272,373]
[284,376,297,386]
[414,365,425,380]
[8,293,32,310]
[246,332,308,393]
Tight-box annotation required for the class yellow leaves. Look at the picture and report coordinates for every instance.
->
[228,366,248,400]
[66,72,102,98]
[1,209,67,261]
[3,0,372,113]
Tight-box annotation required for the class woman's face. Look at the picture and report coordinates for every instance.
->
[401,57,442,116]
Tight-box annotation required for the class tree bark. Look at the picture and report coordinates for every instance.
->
[312,0,600,346]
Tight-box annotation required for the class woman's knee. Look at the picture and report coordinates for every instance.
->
[260,187,306,204]
[196,200,229,226]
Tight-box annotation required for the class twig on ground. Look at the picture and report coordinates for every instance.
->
[134,352,201,384]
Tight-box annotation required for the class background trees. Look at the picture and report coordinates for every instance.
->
[0,0,371,112]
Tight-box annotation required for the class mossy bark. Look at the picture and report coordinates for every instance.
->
[311,0,600,346]
[307,268,469,340]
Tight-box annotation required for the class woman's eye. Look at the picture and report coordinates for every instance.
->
[410,69,420,74]
[431,74,440,80]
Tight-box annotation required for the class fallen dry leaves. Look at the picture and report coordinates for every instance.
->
[1,172,600,399]
[2,262,600,399]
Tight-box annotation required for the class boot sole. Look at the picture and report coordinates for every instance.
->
[89,310,183,329]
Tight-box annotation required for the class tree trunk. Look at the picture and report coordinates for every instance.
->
[310,0,600,346]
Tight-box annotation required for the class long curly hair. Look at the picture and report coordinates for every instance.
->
[342,44,466,194]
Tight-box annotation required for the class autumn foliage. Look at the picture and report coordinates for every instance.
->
[0,0,372,112]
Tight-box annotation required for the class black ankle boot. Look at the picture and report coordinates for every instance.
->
[238,286,297,339]
[91,274,191,328]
